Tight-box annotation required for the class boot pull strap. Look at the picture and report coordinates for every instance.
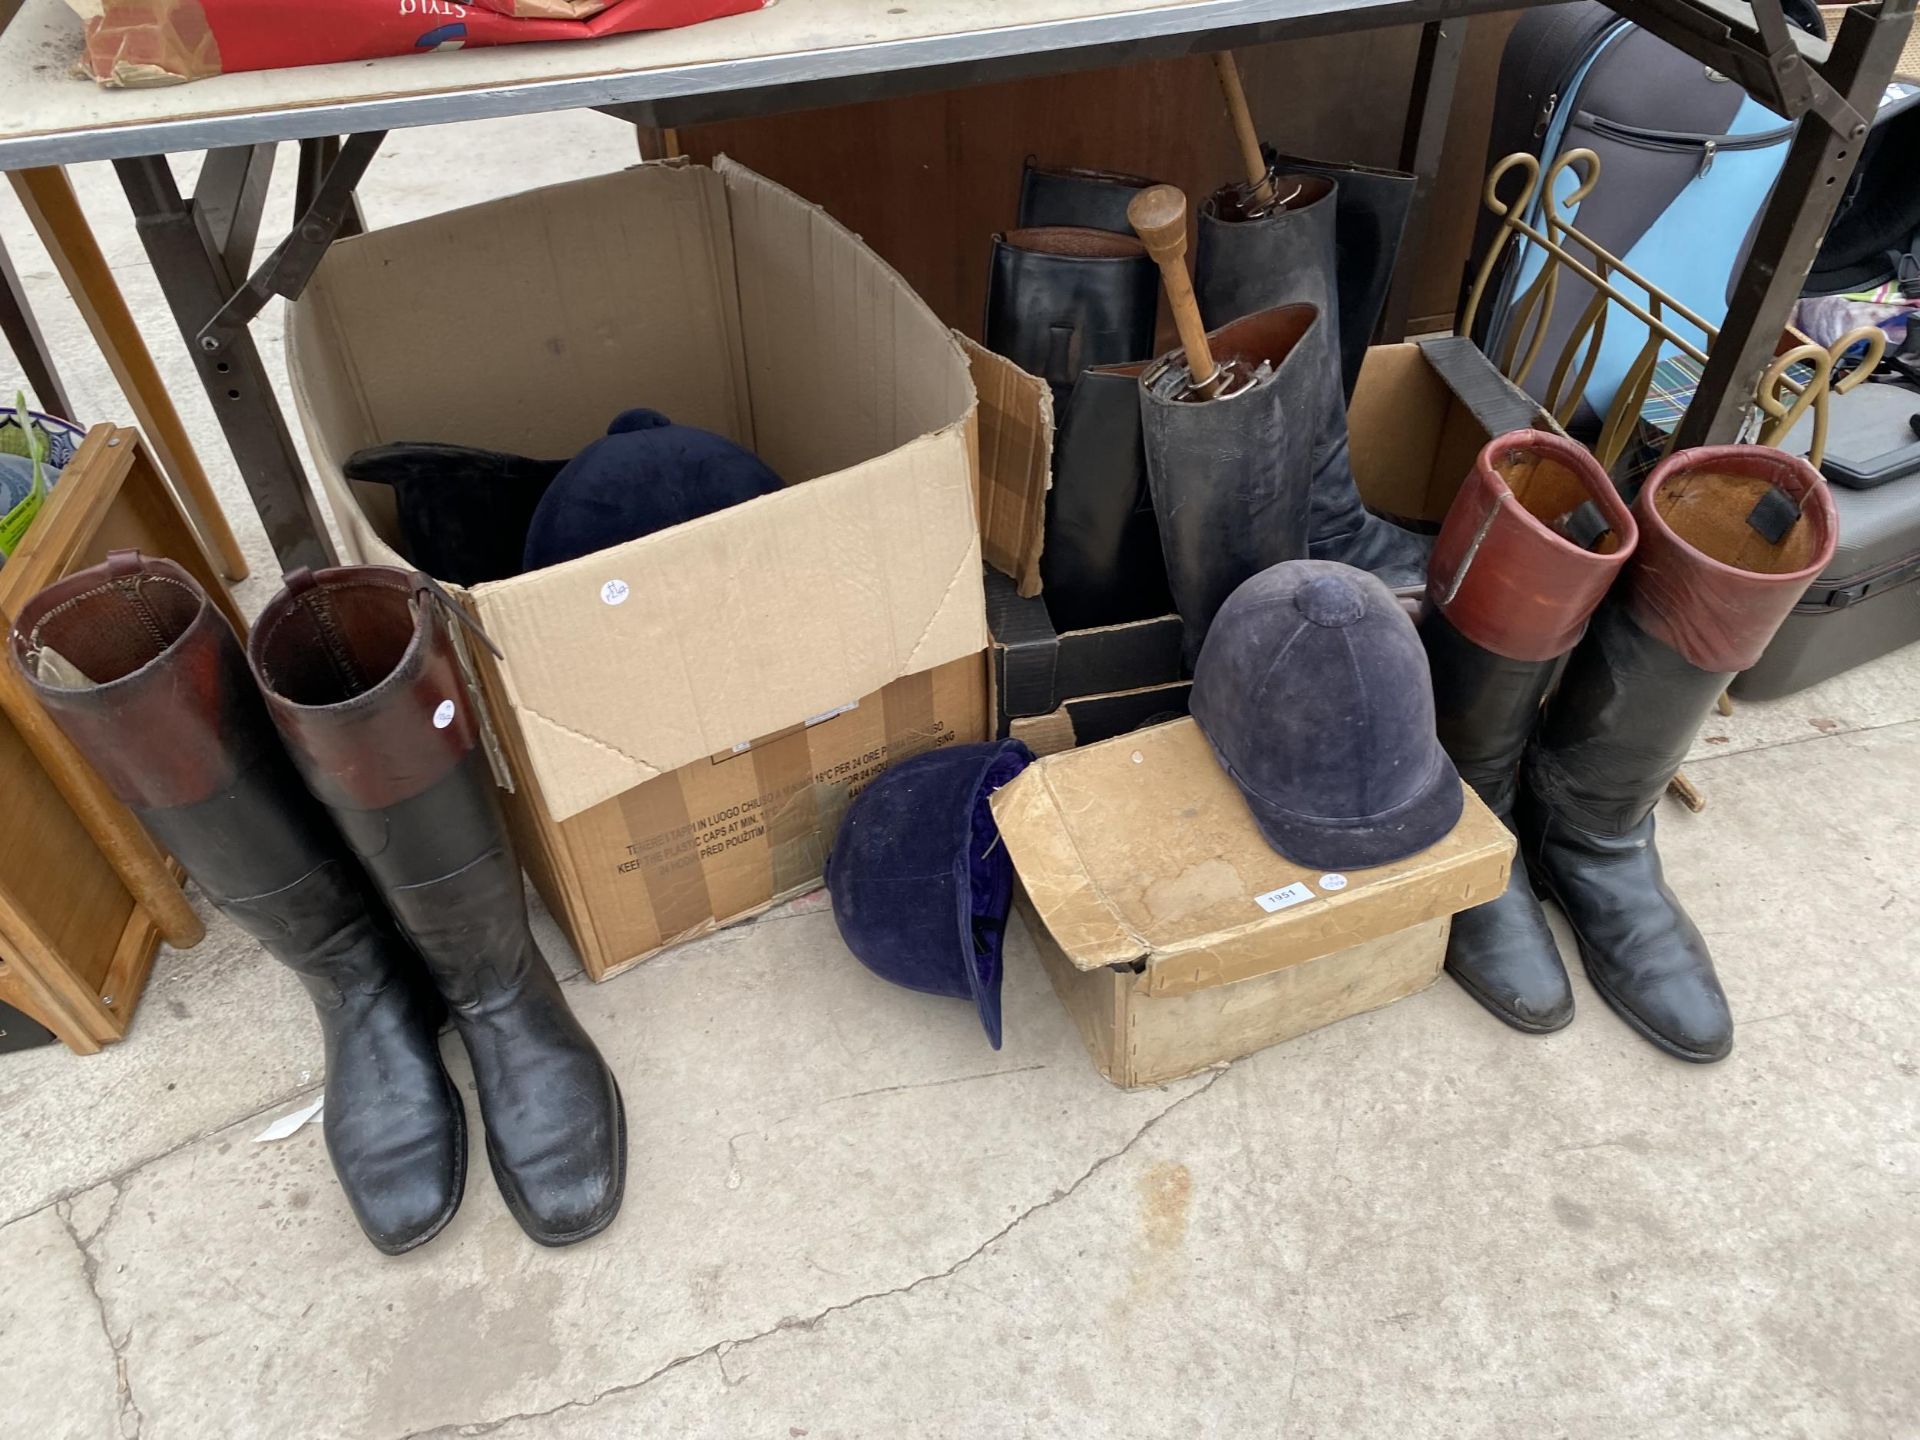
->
[412,571,504,661]
[1746,485,1802,545]
[105,548,146,578]
[409,570,514,795]
[1553,500,1614,553]
[283,566,317,596]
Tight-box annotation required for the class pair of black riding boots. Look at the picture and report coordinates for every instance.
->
[1419,436,1838,1062]
[984,158,1427,655]
[10,554,624,1251]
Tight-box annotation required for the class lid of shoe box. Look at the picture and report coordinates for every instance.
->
[992,717,1513,995]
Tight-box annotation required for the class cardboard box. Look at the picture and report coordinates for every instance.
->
[1005,680,1191,759]
[992,718,1513,1087]
[987,335,1553,745]
[285,158,1048,979]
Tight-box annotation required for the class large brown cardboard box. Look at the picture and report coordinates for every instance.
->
[993,719,1514,1087]
[285,158,1048,979]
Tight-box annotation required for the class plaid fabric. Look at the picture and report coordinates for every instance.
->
[1636,353,1822,437]
[1621,352,1825,487]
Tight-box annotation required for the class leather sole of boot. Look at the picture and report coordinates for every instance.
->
[1442,961,1575,1036]
[365,1066,469,1257]
[486,1067,628,1248]
[1527,869,1731,1066]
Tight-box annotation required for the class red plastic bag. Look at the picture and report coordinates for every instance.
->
[71,0,766,87]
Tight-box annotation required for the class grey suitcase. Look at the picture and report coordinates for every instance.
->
[1731,470,1920,699]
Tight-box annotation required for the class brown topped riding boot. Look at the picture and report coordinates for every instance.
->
[1520,446,1838,1062]
[10,552,464,1253]
[248,566,625,1244]
[1418,433,1638,1031]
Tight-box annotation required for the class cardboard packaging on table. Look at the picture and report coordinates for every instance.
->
[992,718,1514,1087]
[989,334,1554,754]
[286,157,1050,980]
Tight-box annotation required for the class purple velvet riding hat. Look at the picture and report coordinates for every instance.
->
[824,740,1035,1049]
[1190,559,1461,870]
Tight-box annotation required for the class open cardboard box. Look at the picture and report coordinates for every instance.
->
[993,718,1514,1087]
[286,158,1050,980]
[990,334,1553,753]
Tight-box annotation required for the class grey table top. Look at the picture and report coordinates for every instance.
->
[0,0,1528,168]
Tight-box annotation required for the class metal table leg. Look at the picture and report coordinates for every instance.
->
[195,143,277,289]
[296,138,366,239]
[0,233,74,419]
[114,154,335,573]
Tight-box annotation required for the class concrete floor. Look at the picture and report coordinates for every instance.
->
[3,117,1919,1440]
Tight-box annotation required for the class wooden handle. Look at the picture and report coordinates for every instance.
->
[1212,51,1276,208]
[1127,185,1217,390]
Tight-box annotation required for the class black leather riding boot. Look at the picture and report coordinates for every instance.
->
[1042,363,1172,631]
[1520,446,1838,1062]
[1016,160,1156,233]
[1417,433,1638,1032]
[1422,615,1572,1029]
[983,227,1158,409]
[1266,149,1415,398]
[1138,304,1318,665]
[11,552,463,1254]
[250,566,626,1244]
[343,442,564,587]
[1193,175,1429,588]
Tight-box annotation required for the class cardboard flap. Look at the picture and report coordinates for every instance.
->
[962,337,1053,596]
[471,427,985,820]
[718,156,976,489]
[994,719,1512,995]
[991,762,1148,969]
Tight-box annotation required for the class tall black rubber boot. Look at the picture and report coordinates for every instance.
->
[1042,362,1173,631]
[11,552,464,1254]
[983,226,1158,410]
[1520,446,1839,1062]
[1138,304,1318,666]
[1016,160,1156,233]
[250,566,626,1244]
[1417,433,1638,1032]
[1193,173,1429,588]
[1266,149,1416,398]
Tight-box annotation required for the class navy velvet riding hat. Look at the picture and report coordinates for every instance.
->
[522,408,783,571]
[824,740,1035,1049]
[1190,559,1462,869]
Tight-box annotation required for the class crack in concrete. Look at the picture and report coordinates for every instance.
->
[1684,713,1920,769]
[405,1067,1231,1439]
[56,1185,147,1439]
[5,1079,327,1233]
[722,1064,1052,1191]
[812,1063,1049,1110]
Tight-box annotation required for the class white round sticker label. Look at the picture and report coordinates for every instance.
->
[600,578,630,607]
[432,700,456,730]
[1318,873,1348,891]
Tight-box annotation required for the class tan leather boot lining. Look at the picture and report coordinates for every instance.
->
[1209,303,1317,371]
[1655,470,1819,574]
[1002,227,1147,259]
[1493,449,1623,554]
